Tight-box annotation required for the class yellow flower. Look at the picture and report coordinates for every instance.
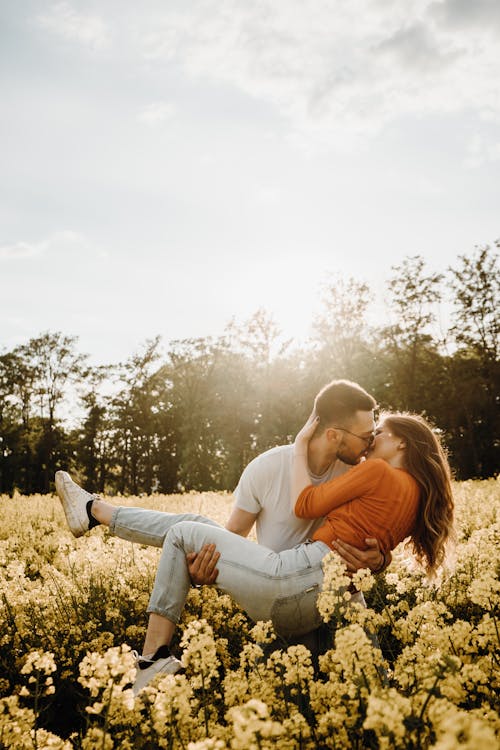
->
[317,552,352,622]
[429,700,498,750]
[249,620,276,644]
[21,650,57,677]
[227,699,284,750]
[363,688,413,747]
[351,567,376,593]
[180,619,220,690]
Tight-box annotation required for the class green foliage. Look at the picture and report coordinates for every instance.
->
[0,332,87,494]
[448,242,499,360]
[1,245,499,493]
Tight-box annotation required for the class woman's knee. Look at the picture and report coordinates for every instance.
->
[166,520,208,551]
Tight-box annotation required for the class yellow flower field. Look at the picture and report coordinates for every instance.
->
[1,481,499,749]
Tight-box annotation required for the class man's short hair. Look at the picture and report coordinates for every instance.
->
[314,379,377,429]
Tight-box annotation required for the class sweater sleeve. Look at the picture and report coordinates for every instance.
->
[294,460,385,518]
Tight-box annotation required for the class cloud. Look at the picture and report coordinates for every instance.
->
[255,186,281,206]
[0,241,43,260]
[36,2,110,50]
[376,21,460,72]
[129,0,500,145]
[415,176,445,197]
[430,0,500,30]
[0,231,89,261]
[464,133,500,168]
[137,101,176,126]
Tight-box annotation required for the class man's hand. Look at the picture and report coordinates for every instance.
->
[332,537,390,574]
[186,544,221,585]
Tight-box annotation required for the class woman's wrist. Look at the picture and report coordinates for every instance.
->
[293,439,309,455]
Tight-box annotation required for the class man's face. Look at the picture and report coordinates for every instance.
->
[334,410,376,466]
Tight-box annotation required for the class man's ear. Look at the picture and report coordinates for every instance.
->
[325,427,341,445]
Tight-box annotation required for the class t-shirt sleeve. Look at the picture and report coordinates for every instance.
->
[233,456,266,514]
[295,460,385,518]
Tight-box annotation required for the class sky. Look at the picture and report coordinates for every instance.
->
[1,0,499,364]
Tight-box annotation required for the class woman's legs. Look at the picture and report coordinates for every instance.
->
[143,613,176,656]
[55,470,223,546]
[143,521,328,654]
[107,505,222,548]
[90,498,115,526]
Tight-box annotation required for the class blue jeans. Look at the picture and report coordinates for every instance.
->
[109,507,363,638]
[149,519,330,638]
[109,506,223,547]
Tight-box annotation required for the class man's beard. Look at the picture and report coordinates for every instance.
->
[336,440,365,466]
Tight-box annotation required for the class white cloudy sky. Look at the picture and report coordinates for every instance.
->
[1,0,499,363]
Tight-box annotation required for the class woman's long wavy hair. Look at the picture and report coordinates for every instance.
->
[382,412,455,576]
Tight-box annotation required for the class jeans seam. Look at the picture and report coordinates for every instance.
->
[146,605,182,623]
[222,559,322,580]
[116,526,166,545]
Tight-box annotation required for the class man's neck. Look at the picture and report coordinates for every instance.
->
[307,438,335,476]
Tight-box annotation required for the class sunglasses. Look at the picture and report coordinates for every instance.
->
[332,426,375,447]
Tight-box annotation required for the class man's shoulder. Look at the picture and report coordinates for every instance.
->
[248,444,292,467]
[240,444,292,481]
[261,444,293,458]
[234,444,292,505]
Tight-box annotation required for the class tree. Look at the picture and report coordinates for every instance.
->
[226,308,291,367]
[381,256,444,411]
[0,349,40,493]
[110,337,163,494]
[22,332,87,491]
[76,366,113,492]
[448,243,499,361]
[225,310,295,457]
[445,244,500,477]
[312,276,373,379]
[160,336,229,491]
[0,352,22,494]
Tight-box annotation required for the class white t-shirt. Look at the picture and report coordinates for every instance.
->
[233,444,349,552]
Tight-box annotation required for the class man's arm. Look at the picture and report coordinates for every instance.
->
[332,537,392,574]
[225,507,257,537]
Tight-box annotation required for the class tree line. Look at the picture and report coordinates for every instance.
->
[1,245,498,496]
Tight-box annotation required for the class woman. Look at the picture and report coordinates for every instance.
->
[57,412,454,694]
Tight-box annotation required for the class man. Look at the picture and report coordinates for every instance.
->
[188,379,386,584]
[57,379,384,571]
[56,379,387,671]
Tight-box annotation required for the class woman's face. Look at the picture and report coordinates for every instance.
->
[367,420,404,462]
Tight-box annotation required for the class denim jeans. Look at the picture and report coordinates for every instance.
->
[147,519,332,638]
[109,507,365,639]
[109,506,223,547]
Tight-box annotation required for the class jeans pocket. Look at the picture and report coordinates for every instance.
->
[293,544,313,570]
[270,584,323,638]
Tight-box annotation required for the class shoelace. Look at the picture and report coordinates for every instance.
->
[131,650,154,670]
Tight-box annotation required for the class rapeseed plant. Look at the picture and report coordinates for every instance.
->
[0,480,498,748]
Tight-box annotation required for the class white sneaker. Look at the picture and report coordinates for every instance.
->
[132,647,184,696]
[55,470,94,538]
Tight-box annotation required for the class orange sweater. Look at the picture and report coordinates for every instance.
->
[295,458,420,554]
